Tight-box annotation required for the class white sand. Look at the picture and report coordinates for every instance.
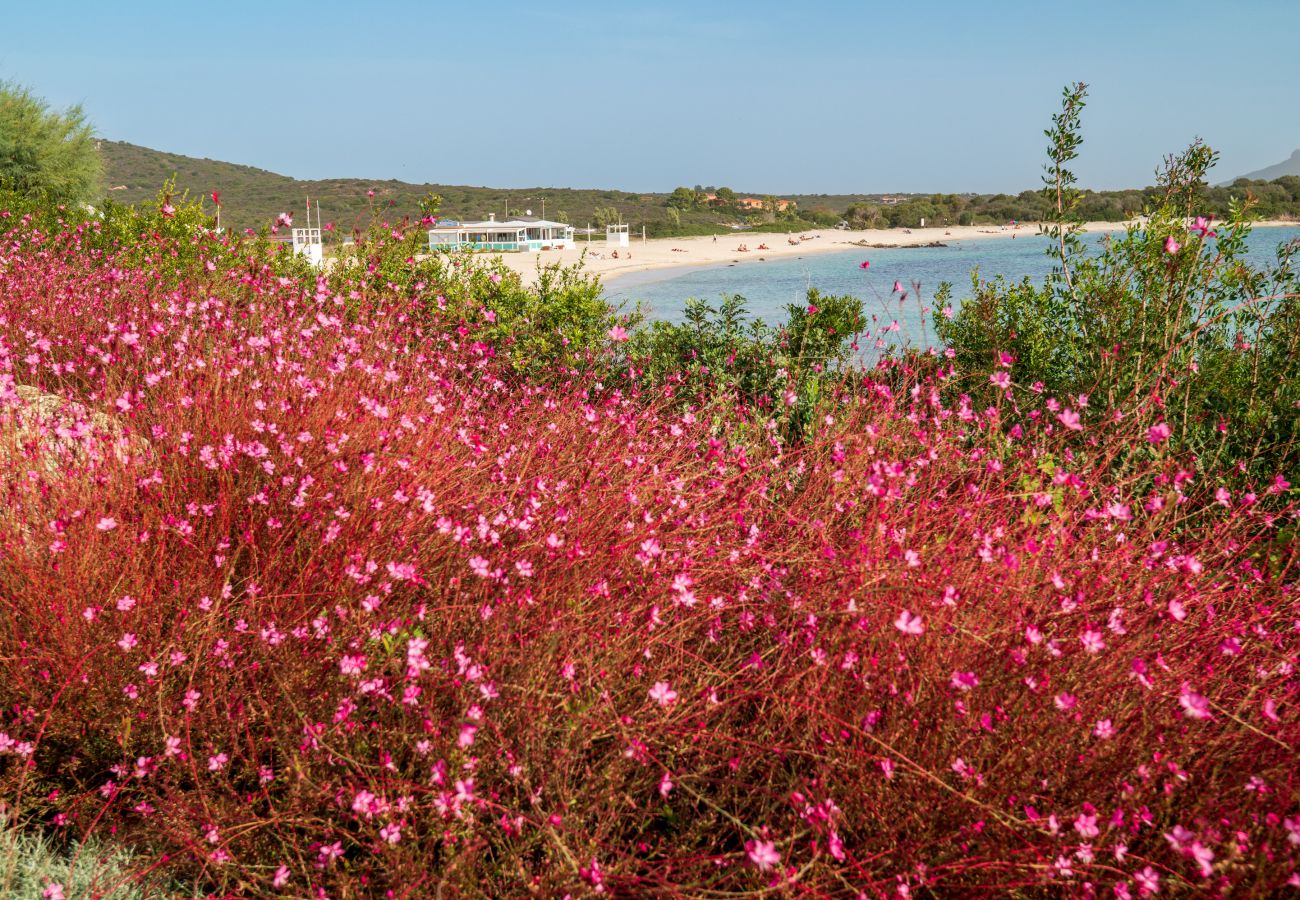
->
[491,222,1131,286]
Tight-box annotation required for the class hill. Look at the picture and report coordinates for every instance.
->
[96,140,843,235]
[97,140,1300,237]
[1221,149,1300,185]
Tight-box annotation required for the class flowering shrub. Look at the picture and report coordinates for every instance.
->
[0,207,1296,898]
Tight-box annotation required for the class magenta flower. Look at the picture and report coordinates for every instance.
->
[1147,422,1172,444]
[1179,684,1212,720]
[649,681,678,707]
[894,609,924,635]
[1056,408,1083,431]
[859,260,870,270]
[746,839,781,870]
[1164,235,1181,255]
[608,325,630,343]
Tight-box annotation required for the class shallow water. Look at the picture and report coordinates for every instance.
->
[605,226,1300,346]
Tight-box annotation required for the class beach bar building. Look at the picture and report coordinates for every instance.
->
[428,214,575,252]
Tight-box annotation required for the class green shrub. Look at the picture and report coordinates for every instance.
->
[1,816,175,899]
[934,83,1300,477]
[627,288,864,439]
[0,82,102,207]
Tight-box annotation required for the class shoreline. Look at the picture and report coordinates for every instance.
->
[488,220,1298,287]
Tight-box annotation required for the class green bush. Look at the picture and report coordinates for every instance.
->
[626,288,864,439]
[1,816,179,899]
[0,82,102,207]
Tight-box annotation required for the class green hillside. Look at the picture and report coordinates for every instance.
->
[97,140,842,235]
[97,140,1300,237]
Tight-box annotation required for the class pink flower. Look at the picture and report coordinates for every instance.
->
[488,272,502,284]
[950,670,979,691]
[746,839,781,870]
[1057,408,1083,431]
[859,260,870,270]
[97,517,118,531]
[894,610,924,635]
[1164,235,1181,255]
[1074,813,1099,838]
[42,885,64,900]
[990,371,1011,390]
[1179,684,1212,719]
[1189,841,1215,877]
[1147,422,1172,444]
[649,681,678,707]
[275,212,293,227]
[273,866,291,888]
[608,325,630,343]
[339,654,367,676]
[1190,216,1216,238]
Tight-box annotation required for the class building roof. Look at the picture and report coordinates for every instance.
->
[430,217,572,231]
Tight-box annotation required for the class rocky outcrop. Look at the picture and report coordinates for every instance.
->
[1,382,149,479]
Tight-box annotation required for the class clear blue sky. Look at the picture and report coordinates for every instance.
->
[4,0,1297,194]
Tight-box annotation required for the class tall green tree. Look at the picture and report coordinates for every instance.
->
[0,82,102,206]
[666,186,698,210]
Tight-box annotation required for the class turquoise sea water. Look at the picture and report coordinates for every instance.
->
[605,227,1300,345]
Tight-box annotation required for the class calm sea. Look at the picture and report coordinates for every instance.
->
[605,226,1300,346]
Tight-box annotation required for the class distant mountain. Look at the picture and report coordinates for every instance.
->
[1221,149,1300,185]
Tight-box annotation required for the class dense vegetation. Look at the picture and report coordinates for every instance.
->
[844,176,1300,229]
[0,82,102,207]
[0,84,1297,898]
[97,140,838,237]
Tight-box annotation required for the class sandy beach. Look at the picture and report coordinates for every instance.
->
[487,220,1297,286]
[491,222,1125,286]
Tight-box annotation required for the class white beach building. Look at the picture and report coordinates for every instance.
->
[292,227,324,266]
[605,223,629,248]
[428,214,575,252]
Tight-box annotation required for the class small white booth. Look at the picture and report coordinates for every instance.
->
[605,223,629,248]
[292,227,324,266]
